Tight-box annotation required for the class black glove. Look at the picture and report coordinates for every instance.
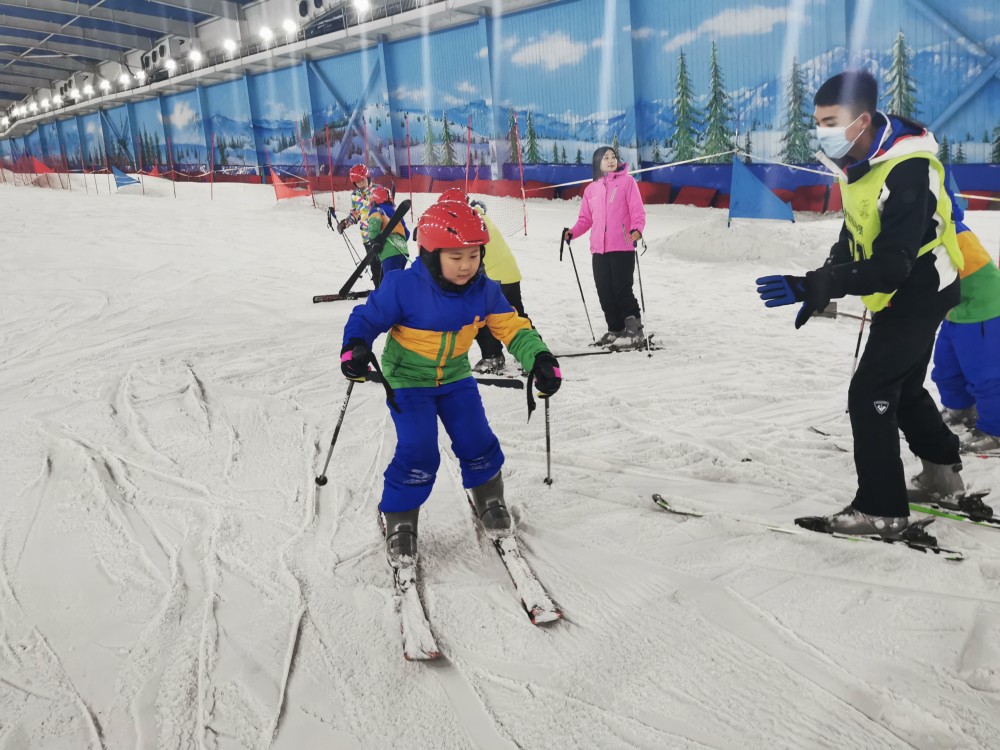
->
[337,218,350,234]
[562,229,572,242]
[793,271,833,329]
[755,272,832,330]
[326,207,335,230]
[532,352,562,397]
[340,340,371,382]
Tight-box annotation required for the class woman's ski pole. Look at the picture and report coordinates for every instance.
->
[561,228,595,343]
[635,238,652,355]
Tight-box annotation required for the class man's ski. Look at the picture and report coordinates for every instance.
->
[559,334,661,358]
[792,515,964,560]
[908,489,997,527]
[652,494,964,559]
[466,497,562,625]
[808,425,849,452]
[312,290,372,304]
[390,558,442,661]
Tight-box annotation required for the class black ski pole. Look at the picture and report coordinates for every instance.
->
[329,205,364,266]
[845,308,868,413]
[635,238,652,356]
[561,229,596,343]
[543,396,553,486]
[316,380,355,486]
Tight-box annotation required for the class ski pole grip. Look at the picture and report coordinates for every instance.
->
[559,229,567,262]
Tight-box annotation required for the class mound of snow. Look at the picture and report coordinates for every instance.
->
[653,210,839,269]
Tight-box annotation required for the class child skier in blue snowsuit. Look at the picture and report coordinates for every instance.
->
[340,198,562,562]
[366,184,409,278]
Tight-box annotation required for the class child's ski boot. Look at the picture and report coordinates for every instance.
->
[381,508,419,563]
[469,472,512,537]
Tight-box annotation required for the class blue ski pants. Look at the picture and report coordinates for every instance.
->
[381,254,407,276]
[380,377,504,513]
[932,317,1000,436]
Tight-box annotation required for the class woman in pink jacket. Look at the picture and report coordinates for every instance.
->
[562,147,647,347]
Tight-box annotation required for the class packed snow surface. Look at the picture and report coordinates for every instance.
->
[2,175,1000,749]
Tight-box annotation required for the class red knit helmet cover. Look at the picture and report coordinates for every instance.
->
[437,187,468,204]
[370,184,390,204]
[417,201,489,252]
[348,164,370,182]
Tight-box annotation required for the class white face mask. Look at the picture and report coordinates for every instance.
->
[815,113,864,159]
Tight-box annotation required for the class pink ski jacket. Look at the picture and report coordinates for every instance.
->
[568,164,647,254]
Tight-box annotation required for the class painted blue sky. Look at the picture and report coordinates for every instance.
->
[488,0,635,122]
[131,98,165,142]
[161,90,205,149]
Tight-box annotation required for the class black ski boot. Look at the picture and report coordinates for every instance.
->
[469,472,512,536]
[382,508,419,562]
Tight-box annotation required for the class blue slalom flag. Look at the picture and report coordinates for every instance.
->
[112,165,139,189]
[728,155,795,225]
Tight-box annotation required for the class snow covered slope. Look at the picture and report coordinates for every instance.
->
[2,180,999,749]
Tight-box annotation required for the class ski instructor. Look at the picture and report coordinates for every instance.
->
[754,70,983,537]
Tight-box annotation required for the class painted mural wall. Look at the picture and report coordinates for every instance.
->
[3,0,999,178]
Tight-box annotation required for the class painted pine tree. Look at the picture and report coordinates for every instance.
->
[424,118,438,165]
[742,130,752,164]
[561,145,567,163]
[575,148,583,165]
[651,141,662,163]
[992,126,1000,163]
[780,57,814,164]
[884,31,918,118]
[524,112,542,164]
[611,132,620,155]
[954,141,966,164]
[702,41,734,162]
[670,50,701,160]
[440,112,457,166]
[506,109,521,169]
[552,142,559,163]
[937,135,950,164]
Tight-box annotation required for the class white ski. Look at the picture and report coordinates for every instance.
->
[491,534,563,625]
[391,557,442,661]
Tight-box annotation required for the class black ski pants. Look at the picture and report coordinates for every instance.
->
[592,251,640,332]
[476,282,526,358]
[365,242,383,288]
[849,282,961,517]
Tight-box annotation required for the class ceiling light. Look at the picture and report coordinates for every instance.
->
[223,38,237,54]
[41,99,50,108]
[99,79,111,92]
[53,95,63,105]
[283,19,297,34]
[355,0,370,11]
[1,117,8,126]
[165,58,177,72]
[119,73,131,87]
[134,70,146,82]
[189,50,202,64]
[70,87,80,99]
[260,27,273,43]
[83,84,94,96]
[29,101,37,112]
